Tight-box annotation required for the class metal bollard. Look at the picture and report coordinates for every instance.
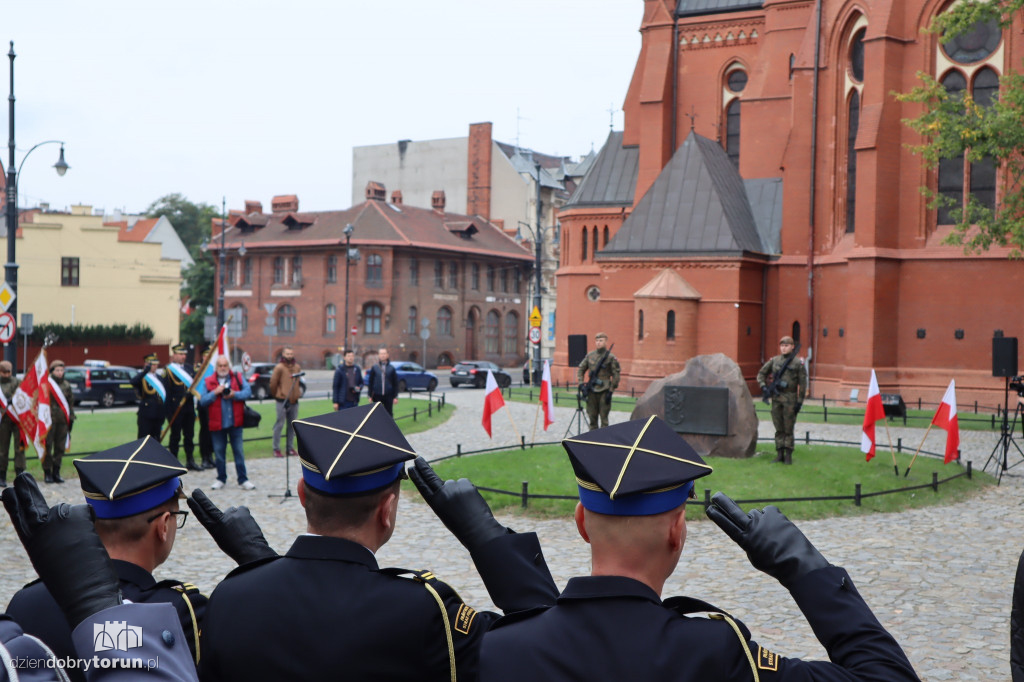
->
[897,438,902,453]
[967,460,972,479]
[704,489,711,508]
[521,481,529,509]
[932,472,938,493]
[520,435,525,450]
[457,443,462,456]
[854,483,862,507]
[428,402,432,417]
[413,407,417,421]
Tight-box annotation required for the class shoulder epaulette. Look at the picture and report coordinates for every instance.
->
[222,554,282,580]
[664,596,761,680]
[487,604,551,630]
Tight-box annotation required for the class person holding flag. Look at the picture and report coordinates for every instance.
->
[131,354,166,439]
[0,361,25,488]
[43,361,74,484]
[163,343,199,471]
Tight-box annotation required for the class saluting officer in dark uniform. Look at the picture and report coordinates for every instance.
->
[757,335,808,464]
[199,403,558,682]
[577,332,620,430]
[6,438,208,682]
[480,417,918,681]
[163,343,199,471]
[131,353,166,440]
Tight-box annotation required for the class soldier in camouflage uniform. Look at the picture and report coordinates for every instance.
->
[0,360,24,487]
[757,336,807,465]
[577,332,621,430]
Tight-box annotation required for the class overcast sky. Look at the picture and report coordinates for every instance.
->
[3,1,641,217]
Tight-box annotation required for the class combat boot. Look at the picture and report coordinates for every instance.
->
[772,449,784,463]
[186,455,201,472]
[783,448,793,465]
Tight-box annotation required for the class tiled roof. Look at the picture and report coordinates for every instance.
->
[565,131,638,208]
[113,218,159,243]
[211,200,532,262]
[676,0,763,17]
[600,131,767,257]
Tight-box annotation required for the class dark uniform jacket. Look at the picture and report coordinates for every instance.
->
[199,532,558,682]
[577,348,620,393]
[131,367,166,420]
[757,353,808,401]
[480,567,918,681]
[161,364,196,419]
[366,361,399,403]
[6,560,206,682]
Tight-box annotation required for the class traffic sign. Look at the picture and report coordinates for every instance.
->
[529,326,541,345]
[420,328,430,340]
[529,306,542,328]
[241,352,252,374]
[0,283,15,313]
[0,312,15,343]
[263,325,278,337]
[351,325,358,336]
[263,303,278,314]
[20,313,32,336]
[264,315,276,326]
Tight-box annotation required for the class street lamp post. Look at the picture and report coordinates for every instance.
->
[343,223,357,351]
[217,198,226,328]
[6,42,68,372]
[532,163,544,386]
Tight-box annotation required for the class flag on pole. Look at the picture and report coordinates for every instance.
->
[180,298,193,315]
[931,379,960,463]
[860,369,886,461]
[482,370,505,438]
[540,359,555,431]
[12,349,52,461]
[199,324,230,388]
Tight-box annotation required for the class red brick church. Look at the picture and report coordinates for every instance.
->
[554,0,1024,405]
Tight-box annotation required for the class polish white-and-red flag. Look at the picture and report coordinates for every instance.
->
[860,369,885,462]
[540,360,555,431]
[931,379,960,464]
[482,370,505,438]
[12,349,51,461]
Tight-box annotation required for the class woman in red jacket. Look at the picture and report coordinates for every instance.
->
[199,356,254,490]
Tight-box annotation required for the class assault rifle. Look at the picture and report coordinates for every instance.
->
[579,343,615,401]
[762,341,802,404]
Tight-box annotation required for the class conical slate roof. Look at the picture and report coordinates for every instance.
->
[601,131,767,257]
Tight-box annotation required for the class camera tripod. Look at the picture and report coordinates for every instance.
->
[983,377,1024,484]
[563,386,586,439]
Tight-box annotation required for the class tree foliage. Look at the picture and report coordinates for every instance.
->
[898,0,1024,256]
[144,194,217,346]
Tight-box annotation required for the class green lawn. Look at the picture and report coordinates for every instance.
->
[11,397,454,481]
[408,442,991,521]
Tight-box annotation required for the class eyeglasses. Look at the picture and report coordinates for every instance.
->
[146,510,189,528]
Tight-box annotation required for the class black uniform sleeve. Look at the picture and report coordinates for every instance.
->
[759,565,918,680]
[470,532,558,614]
[1011,547,1024,681]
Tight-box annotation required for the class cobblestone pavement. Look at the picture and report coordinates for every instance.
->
[1,389,1021,680]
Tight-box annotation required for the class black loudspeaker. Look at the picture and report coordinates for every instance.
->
[567,335,588,367]
[993,337,1019,377]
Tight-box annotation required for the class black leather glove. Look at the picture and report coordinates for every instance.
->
[706,492,828,588]
[2,473,121,629]
[187,489,277,565]
[408,457,509,553]
[794,402,802,416]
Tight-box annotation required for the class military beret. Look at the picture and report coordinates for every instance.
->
[294,403,416,496]
[74,436,187,519]
[49,359,65,371]
[562,416,712,516]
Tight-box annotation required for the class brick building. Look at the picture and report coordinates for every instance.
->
[554,0,1024,405]
[211,190,533,369]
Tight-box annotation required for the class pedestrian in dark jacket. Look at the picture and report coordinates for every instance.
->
[332,349,364,410]
[366,347,398,416]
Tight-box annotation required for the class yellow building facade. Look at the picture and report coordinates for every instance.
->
[17,205,182,344]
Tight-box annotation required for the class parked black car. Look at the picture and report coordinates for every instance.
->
[236,362,307,400]
[449,361,512,388]
[64,365,139,408]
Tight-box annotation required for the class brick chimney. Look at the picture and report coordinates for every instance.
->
[366,181,386,201]
[391,190,403,205]
[432,190,446,213]
[244,200,263,215]
[271,195,299,212]
[466,122,492,220]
